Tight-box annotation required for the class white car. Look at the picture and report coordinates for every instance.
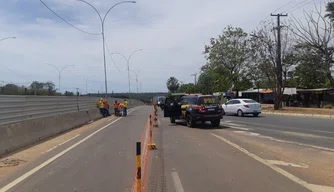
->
[222,99,261,117]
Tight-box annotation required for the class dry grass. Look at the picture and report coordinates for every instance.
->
[262,104,334,115]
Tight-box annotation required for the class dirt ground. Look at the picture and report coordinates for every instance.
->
[262,104,334,115]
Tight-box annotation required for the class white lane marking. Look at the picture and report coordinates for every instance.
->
[230,127,249,131]
[268,138,334,152]
[45,134,80,153]
[226,123,246,127]
[211,133,334,192]
[224,120,233,123]
[267,160,308,168]
[158,119,161,125]
[249,132,260,136]
[171,169,184,192]
[231,127,334,152]
[0,117,124,192]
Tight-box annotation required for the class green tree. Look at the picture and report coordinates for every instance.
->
[292,45,328,88]
[250,20,295,109]
[203,25,253,92]
[325,2,334,22]
[178,83,197,93]
[196,70,215,94]
[166,77,180,93]
[291,5,334,87]
[2,84,21,95]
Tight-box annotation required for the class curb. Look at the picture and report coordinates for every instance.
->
[262,111,333,119]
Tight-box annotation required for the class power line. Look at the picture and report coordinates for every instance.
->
[39,0,100,36]
[105,42,122,72]
[287,0,316,13]
[272,0,297,13]
[0,64,32,81]
[282,0,312,13]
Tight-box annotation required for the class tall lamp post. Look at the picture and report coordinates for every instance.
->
[130,69,143,93]
[83,75,95,94]
[46,63,74,93]
[111,49,142,93]
[77,0,136,98]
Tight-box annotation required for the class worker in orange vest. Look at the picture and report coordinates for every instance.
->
[103,99,110,117]
[114,100,119,116]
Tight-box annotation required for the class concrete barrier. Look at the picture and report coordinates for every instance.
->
[0,104,141,157]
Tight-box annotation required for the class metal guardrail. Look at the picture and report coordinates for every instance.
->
[0,95,141,125]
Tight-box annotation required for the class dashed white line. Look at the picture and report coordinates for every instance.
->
[267,160,308,168]
[171,169,184,192]
[46,134,80,152]
[211,133,334,192]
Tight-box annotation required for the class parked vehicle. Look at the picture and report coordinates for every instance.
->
[164,94,223,127]
[222,98,261,117]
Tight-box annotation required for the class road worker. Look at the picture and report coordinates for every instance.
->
[114,100,119,116]
[123,99,128,116]
[103,99,110,117]
[98,98,105,117]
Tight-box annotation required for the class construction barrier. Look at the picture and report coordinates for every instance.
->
[136,142,141,192]
[131,105,159,192]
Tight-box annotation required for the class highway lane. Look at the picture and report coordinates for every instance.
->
[0,106,150,192]
[148,112,314,192]
[222,114,334,149]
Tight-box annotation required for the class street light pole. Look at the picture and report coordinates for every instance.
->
[130,69,143,93]
[77,0,136,98]
[83,75,95,94]
[0,36,16,42]
[111,49,142,93]
[46,63,74,93]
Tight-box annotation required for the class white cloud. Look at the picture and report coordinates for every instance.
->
[0,0,323,93]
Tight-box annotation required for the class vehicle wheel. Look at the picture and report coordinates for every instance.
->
[222,109,225,115]
[237,109,244,117]
[211,119,220,127]
[186,115,196,127]
[170,117,176,123]
[201,120,206,124]
[253,113,259,117]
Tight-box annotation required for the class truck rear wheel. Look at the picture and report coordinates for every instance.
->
[170,117,175,123]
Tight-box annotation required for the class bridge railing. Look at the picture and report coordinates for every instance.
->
[0,95,142,125]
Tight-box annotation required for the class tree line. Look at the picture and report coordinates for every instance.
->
[166,3,334,110]
[0,81,75,96]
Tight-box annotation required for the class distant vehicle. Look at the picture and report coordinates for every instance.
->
[152,96,166,109]
[222,98,261,117]
[164,94,223,127]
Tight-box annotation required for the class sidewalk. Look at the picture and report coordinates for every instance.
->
[262,104,334,119]
[262,111,334,119]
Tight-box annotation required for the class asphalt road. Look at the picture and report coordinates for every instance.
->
[1,107,333,192]
[148,111,334,192]
[0,106,150,192]
[222,114,334,149]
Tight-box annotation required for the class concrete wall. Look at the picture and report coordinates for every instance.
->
[0,104,140,157]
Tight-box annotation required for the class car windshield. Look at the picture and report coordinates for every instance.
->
[198,97,219,105]
[243,99,257,103]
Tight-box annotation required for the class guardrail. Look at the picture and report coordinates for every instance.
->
[0,95,142,125]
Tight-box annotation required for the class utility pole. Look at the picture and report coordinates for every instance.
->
[271,13,287,109]
[191,73,197,85]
